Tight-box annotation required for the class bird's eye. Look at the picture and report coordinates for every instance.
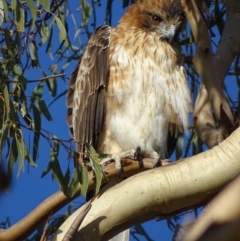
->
[151,15,162,24]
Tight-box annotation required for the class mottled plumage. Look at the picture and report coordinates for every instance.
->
[67,0,191,167]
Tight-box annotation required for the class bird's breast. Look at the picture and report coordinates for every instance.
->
[98,30,191,156]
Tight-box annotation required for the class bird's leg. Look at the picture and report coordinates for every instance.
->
[100,149,137,177]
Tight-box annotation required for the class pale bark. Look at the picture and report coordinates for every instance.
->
[181,0,238,148]
[183,175,240,241]
[0,158,162,241]
[52,127,240,241]
[214,0,240,82]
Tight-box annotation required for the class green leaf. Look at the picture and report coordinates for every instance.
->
[57,13,70,47]
[11,0,17,10]
[85,142,99,160]
[64,166,71,184]
[0,124,9,157]
[12,0,25,32]
[85,142,110,159]
[192,133,203,156]
[2,0,8,22]
[24,142,37,167]
[8,138,18,182]
[17,87,28,117]
[55,16,67,41]
[15,132,25,177]
[50,140,68,191]
[29,41,39,68]
[0,0,4,26]
[18,76,28,88]
[89,157,102,195]
[38,99,53,121]
[77,163,89,196]
[67,168,79,197]
[26,0,37,29]
[81,0,92,25]
[85,143,104,194]
[14,29,21,59]
[12,64,22,76]
[39,20,50,46]
[41,161,52,178]
[39,0,50,12]
[3,84,10,115]
[32,82,44,101]
[32,105,41,162]
[0,98,5,133]
[9,100,19,125]
[3,29,12,55]
[46,77,57,97]
[46,21,54,59]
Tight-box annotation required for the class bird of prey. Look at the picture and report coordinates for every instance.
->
[67,0,192,174]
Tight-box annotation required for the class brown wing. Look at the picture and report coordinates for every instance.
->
[66,25,112,152]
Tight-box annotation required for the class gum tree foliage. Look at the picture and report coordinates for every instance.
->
[0,0,238,240]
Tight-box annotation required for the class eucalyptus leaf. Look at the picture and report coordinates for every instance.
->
[15,132,25,178]
[8,138,18,182]
[55,16,66,41]
[3,84,10,115]
[46,77,57,97]
[29,41,39,68]
[39,0,50,12]
[0,0,4,26]
[67,168,79,197]
[32,105,41,162]
[2,0,8,22]
[89,157,102,195]
[12,0,25,32]
[26,0,37,29]
[77,163,89,196]
[41,161,52,178]
[38,99,53,121]
[50,139,68,192]
[39,20,50,46]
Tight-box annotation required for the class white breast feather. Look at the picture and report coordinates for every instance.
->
[105,30,192,157]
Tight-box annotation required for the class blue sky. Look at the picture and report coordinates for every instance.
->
[0,1,238,241]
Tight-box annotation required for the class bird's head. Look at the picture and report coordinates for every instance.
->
[120,0,185,42]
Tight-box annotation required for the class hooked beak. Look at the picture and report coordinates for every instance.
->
[163,25,177,42]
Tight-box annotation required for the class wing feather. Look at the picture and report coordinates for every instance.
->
[66,25,112,152]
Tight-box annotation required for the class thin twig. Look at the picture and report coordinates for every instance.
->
[62,200,92,241]
[5,73,66,84]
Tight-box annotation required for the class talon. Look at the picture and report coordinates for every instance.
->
[151,151,162,168]
[134,146,143,168]
[153,157,162,168]
[100,149,137,177]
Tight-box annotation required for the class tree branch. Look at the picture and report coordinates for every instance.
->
[181,0,235,148]
[53,127,240,241]
[183,175,240,241]
[214,0,240,82]
[0,158,159,241]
